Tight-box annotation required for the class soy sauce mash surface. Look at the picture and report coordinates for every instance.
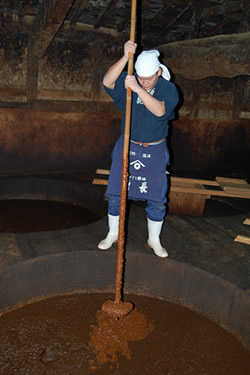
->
[0,292,249,374]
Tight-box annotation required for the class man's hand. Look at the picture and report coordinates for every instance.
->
[103,40,137,89]
[124,40,137,60]
[125,75,140,93]
[125,74,166,117]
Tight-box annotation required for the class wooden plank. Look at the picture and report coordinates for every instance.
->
[92,178,108,186]
[234,235,250,245]
[68,0,89,25]
[95,170,220,186]
[30,0,75,59]
[96,169,110,175]
[92,178,222,196]
[216,177,250,197]
[171,186,250,198]
[180,178,219,186]
[93,171,250,198]
[243,218,250,225]
[224,187,250,198]
[171,180,198,189]
[216,177,248,185]
[222,187,250,197]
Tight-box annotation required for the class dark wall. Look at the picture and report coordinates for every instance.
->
[0,37,249,179]
[0,106,248,179]
[0,107,120,174]
[170,118,250,178]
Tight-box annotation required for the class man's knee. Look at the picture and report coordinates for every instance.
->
[146,199,167,221]
[107,195,120,216]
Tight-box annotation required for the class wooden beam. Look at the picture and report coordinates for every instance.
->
[142,0,175,33]
[94,0,119,29]
[189,7,200,39]
[240,0,250,32]
[18,0,36,17]
[26,46,38,103]
[232,76,247,119]
[63,21,120,37]
[199,1,244,19]
[26,0,75,101]
[205,15,233,37]
[159,4,192,36]
[29,0,75,59]
[67,0,89,26]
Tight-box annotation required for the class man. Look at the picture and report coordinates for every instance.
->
[98,40,179,257]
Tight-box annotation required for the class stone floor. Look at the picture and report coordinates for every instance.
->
[0,192,249,294]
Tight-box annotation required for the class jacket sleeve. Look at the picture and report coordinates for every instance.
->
[157,81,179,121]
[103,72,127,111]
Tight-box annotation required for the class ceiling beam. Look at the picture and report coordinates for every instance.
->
[117,0,147,33]
[189,7,200,39]
[28,0,75,59]
[240,0,250,32]
[18,0,36,17]
[64,21,120,37]
[26,46,38,103]
[67,0,89,26]
[142,0,176,33]
[94,0,119,29]
[206,15,234,37]
[199,1,244,19]
[26,0,74,103]
[159,3,193,36]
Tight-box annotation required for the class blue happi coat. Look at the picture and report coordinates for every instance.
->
[104,71,179,202]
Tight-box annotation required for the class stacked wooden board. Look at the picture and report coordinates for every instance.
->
[234,218,250,245]
[92,170,250,216]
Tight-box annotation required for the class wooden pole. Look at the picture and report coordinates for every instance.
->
[114,0,137,304]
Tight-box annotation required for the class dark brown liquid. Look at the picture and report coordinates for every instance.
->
[0,199,100,232]
[0,293,249,374]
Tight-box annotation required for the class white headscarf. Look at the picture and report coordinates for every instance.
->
[135,50,170,81]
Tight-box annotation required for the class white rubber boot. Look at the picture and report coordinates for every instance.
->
[98,214,119,250]
[147,218,168,258]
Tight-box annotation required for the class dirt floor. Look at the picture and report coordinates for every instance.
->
[0,292,250,375]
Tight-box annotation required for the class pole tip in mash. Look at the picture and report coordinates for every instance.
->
[101,299,134,319]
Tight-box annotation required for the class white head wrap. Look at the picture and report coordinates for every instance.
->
[135,50,170,81]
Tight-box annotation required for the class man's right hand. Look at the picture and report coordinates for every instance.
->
[124,40,137,60]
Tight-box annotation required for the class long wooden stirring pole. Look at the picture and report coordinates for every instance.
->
[102,0,137,318]
[114,0,137,306]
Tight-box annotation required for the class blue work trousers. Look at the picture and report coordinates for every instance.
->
[108,194,167,222]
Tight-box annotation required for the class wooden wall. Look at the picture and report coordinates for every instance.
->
[0,35,249,179]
